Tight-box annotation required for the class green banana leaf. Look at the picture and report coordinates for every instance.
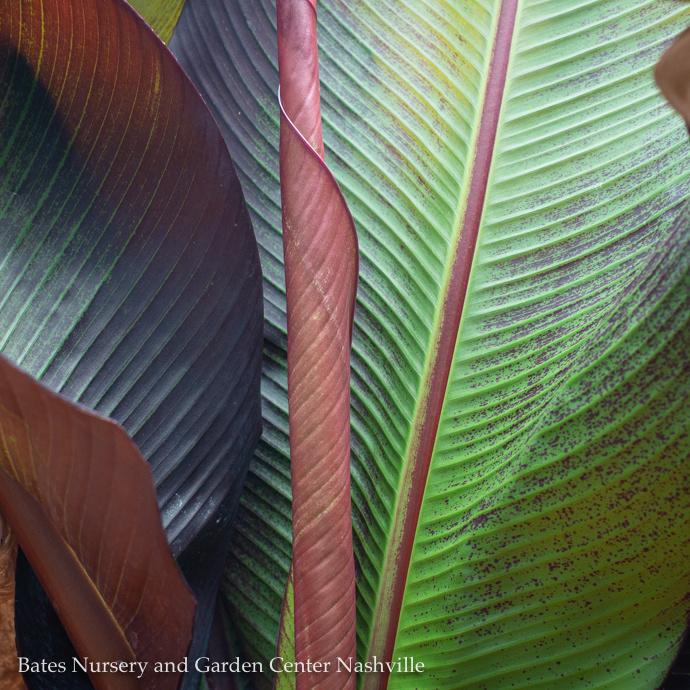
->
[170,0,690,687]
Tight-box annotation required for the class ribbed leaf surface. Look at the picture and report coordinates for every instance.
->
[127,0,186,42]
[0,355,195,690]
[170,3,291,678]
[0,0,262,682]
[276,0,359,684]
[171,0,690,687]
[274,567,296,690]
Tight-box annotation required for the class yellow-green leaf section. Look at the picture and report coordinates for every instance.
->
[274,566,296,690]
[385,2,690,687]
[127,0,185,42]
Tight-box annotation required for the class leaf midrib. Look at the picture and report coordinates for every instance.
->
[360,1,521,687]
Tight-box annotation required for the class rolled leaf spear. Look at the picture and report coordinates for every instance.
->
[277,0,359,687]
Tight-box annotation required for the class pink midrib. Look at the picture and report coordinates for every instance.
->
[362,2,519,687]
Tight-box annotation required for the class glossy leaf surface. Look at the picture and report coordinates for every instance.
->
[0,0,262,682]
[172,0,690,687]
[0,354,196,690]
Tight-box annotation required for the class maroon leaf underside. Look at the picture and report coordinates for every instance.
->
[0,355,196,690]
[656,25,690,125]
[277,0,358,686]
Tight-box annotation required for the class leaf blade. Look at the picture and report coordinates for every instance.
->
[127,0,186,42]
[172,0,690,686]
[0,354,195,690]
[0,0,262,570]
[0,0,263,681]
